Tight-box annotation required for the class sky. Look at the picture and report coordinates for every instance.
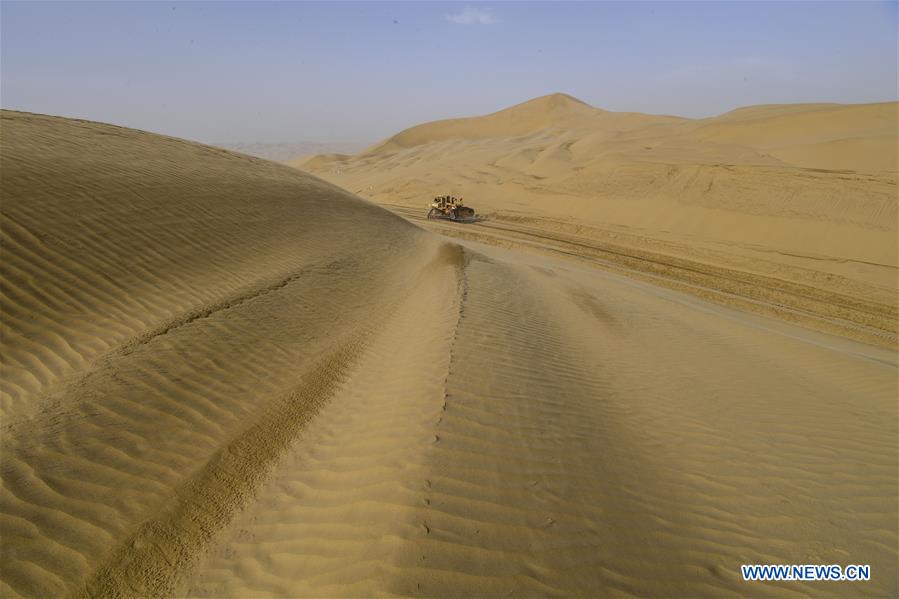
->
[2,1,896,144]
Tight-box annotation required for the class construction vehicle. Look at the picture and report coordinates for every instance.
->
[426,195,478,222]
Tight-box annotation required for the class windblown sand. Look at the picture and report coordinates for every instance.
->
[1,108,897,598]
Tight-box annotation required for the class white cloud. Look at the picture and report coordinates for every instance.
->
[446,7,498,25]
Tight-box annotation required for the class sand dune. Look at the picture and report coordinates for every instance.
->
[0,110,436,596]
[298,94,897,339]
[686,102,898,172]
[1,110,897,598]
[359,94,684,155]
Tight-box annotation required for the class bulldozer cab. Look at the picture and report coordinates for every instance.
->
[432,195,463,209]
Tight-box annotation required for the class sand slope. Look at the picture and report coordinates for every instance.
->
[0,110,437,596]
[1,111,897,598]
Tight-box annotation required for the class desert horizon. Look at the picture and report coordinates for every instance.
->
[1,2,897,598]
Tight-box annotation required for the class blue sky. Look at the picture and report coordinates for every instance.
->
[2,1,896,143]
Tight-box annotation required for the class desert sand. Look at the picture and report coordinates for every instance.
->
[1,104,897,599]
[296,94,898,346]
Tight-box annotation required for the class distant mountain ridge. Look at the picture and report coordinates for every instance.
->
[215,141,369,163]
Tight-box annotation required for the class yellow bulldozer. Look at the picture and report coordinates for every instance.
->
[426,195,477,222]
